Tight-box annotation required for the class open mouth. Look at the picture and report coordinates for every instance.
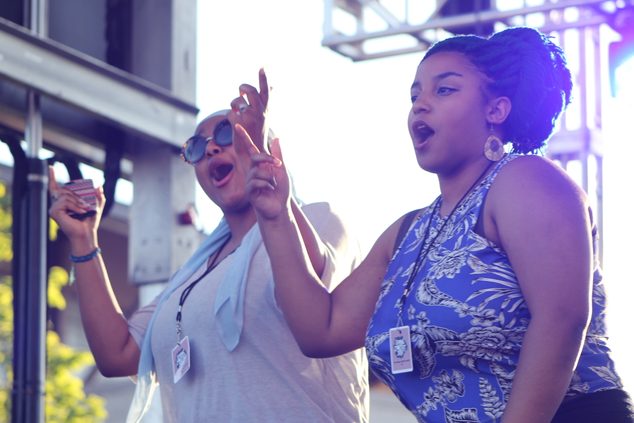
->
[413,122,435,145]
[211,163,234,182]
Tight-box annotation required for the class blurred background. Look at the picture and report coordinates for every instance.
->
[1,0,632,421]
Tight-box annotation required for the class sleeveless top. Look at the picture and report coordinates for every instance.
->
[365,155,623,422]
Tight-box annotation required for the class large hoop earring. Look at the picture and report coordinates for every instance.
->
[484,134,505,162]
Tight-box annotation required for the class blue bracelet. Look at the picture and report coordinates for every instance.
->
[69,247,101,263]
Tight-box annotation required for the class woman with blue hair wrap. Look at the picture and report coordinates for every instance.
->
[48,69,369,422]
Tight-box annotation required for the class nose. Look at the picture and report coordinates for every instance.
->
[205,138,222,157]
[411,93,431,115]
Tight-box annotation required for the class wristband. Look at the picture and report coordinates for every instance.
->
[69,247,101,263]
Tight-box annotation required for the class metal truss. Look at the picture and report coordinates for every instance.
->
[323,0,633,262]
[322,0,617,61]
[0,17,198,149]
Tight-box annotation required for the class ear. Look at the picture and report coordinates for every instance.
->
[486,96,512,125]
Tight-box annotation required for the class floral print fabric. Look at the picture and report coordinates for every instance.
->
[366,155,623,422]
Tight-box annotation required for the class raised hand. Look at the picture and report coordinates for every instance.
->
[228,68,270,152]
[48,166,105,242]
[233,123,289,220]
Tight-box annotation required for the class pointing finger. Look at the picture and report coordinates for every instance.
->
[230,96,249,114]
[239,83,262,112]
[269,138,284,164]
[258,68,269,110]
[48,166,60,194]
[233,123,260,157]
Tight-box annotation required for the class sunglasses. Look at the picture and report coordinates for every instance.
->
[180,119,233,164]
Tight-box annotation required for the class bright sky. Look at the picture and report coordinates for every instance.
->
[195,0,634,395]
[194,0,436,249]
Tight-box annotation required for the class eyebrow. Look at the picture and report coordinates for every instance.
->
[411,71,464,90]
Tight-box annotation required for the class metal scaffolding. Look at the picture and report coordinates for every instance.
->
[0,1,200,421]
[322,0,631,262]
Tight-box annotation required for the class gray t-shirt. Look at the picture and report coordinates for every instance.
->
[128,203,369,422]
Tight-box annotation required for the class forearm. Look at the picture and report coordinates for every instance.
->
[290,199,326,277]
[502,315,587,422]
[257,208,337,355]
[70,235,139,376]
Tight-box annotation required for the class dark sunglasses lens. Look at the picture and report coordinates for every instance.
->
[183,136,207,164]
[214,120,233,146]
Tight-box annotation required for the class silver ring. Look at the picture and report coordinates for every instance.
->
[238,103,248,112]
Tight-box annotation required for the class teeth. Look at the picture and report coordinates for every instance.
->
[415,122,432,131]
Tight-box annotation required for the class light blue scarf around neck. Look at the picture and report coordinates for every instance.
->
[126,218,263,422]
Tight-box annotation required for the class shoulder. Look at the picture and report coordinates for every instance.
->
[301,201,351,250]
[486,155,589,241]
[491,155,587,207]
[301,201,335,220]
[497,154,566,181]
[392,208,422,249]
[301,201,344,232]
[368,207,427,265]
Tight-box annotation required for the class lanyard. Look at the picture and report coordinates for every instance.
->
[175,236,231,341]
[396,162,494,325]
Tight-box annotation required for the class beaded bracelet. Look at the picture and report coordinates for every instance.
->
[69,247,101,263]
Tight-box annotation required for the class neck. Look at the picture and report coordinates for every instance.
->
[437,157,493,217]
[222,206,257,249]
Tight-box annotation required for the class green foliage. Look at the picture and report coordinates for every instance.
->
[44,332,107,422]
[48,266,68,310]
[0,180,107,422]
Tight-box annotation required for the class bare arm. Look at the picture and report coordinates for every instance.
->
[259,196,401,356]
[48,168,139,377]
[235,126,404,356]
[487,157,591,423]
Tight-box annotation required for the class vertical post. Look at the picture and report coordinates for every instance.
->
[11,0,48,422]
[12,94,48,423]
[127,1,199,419]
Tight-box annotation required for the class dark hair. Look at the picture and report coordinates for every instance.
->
[423,27,573,153]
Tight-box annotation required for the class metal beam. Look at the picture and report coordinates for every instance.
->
[0,17,198,147]
[322,0,613,61]
[0,103,134,177]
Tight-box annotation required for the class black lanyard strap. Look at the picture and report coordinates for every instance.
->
[396,162,494,324]
[175,236,231,340]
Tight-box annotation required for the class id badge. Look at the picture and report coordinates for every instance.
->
[171,336,191,383]
[389,326,414,374]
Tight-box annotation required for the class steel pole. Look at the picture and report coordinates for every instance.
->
[11,0,48,418]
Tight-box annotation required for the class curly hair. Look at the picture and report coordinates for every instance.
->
[423,27,573,153]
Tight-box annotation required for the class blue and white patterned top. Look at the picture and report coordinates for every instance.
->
[366,155,623,423]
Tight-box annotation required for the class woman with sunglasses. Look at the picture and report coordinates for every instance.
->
[48,69,369,422]
[241,28,634,422]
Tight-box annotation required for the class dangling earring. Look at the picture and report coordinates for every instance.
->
[484,133,505,162]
